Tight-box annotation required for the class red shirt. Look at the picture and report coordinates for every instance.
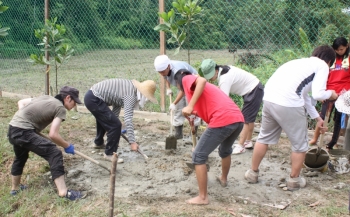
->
[182,75,244,128]
[327,56,350,93]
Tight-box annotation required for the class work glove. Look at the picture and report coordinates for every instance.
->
[169,103,176,111]
[121,129,127,134]
[64,144,75,155]
[166,89,173,96]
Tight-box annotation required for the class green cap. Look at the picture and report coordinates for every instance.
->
[199,59,216,80]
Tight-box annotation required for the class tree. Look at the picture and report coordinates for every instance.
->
[154,0,203,60]
[28,17,74,95]
[0,1,9,37]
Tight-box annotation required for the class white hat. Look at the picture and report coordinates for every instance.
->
[335,91,350,114]
[132,80,158,104]
[154,55,170,71]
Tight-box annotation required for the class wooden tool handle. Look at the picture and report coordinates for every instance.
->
[169,95,174,134]
[318,102,332,154]
[37,132,110,172]
[121,133,148,160]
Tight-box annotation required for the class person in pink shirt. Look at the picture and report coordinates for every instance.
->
[174,69,244,205]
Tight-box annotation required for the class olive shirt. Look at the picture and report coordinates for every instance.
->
[9,95,66,132]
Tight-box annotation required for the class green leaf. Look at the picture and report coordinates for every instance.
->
[174,47,181,55]
[0,27,9,37]
[176,19,187,26]
[179,32,186,45]
[167,37,177,44]
[154,24,170,32]
[158,12,168,21]
[0,6,8,13]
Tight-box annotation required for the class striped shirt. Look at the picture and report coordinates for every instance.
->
[91,79,137,143]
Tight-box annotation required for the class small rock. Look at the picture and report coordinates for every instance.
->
[71,116,79,120]
[279,184,287,188]
[244,200,248,204]
[283,187,288,191]
[280,178,286,182]
[91,151,96,154]
[185,188,190,193]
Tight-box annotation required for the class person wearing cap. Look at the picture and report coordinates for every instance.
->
[154,55,200,139]
[335,91,350,151]
[200,59,264,154]
[7,86,86,200]
[244,45,338,191]
[84,79,158,161]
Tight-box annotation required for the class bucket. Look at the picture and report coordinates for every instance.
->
[304,147,329,172]
[303,161,328,172]
[328,149,350,174]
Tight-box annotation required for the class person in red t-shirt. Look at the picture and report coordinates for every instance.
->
[174,69,244,205]
[309,37,350,149]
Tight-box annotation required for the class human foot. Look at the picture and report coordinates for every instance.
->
[185,196,209,205]
[216,176,227,187]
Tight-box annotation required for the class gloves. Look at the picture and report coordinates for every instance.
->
[64,144,75,155]
[169,103,176,111]
[166,89,173,96]
[121,129,127,134]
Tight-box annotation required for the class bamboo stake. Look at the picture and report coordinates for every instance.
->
[108,153,118,217]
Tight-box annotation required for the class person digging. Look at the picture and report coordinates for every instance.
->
[154,55,201,140]
[84,79,158,162]
[7,86,86,200]
[245,45,338,190]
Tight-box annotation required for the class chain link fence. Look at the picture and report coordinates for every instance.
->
[1,0,350,120]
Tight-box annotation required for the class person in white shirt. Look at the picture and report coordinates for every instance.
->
[200,59,264,154]
[244,45,338,191]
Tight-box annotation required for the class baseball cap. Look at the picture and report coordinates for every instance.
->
[59,86,82,104]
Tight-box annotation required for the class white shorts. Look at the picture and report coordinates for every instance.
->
[257,101,309,152]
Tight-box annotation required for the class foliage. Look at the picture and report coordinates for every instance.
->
[27,17,74,95]
[154,0,203,56]
[0,1,9,37]
[284,27,313,59]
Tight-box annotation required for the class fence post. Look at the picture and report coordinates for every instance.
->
[159,0,166,112]
[44,0,50,95]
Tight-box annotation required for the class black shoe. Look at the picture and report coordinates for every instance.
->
[65,189,87,201]
[10,184,27,196]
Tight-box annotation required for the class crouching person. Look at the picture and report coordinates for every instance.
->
[8,86,86,200]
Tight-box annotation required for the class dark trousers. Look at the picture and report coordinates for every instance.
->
[320,101,341,149]
[7,125,65,180]
[84,90,121,155]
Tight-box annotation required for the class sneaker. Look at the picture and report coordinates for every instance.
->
[93,143,106,149]
[65,189,87,201]
[244,141,254,149]
[10,184,27,196]
[245,169,259,183]
[103,153,124,163]
[232,144,245,155]
[286,176,306,191]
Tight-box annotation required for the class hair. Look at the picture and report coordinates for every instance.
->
[311,45,336,66]
[332,37,349,58]
[54,94,67,105]
[215,65,230,76]
[174,69,192,92]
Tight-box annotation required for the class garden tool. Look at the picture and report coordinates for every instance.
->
[165,94,177,149]
[185,111,197,149]
[121,130,148,160]
[305,102,332,168]
[37,132,110,173]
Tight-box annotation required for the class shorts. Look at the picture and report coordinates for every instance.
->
[242,82,264,123]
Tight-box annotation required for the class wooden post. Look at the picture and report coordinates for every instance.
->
[44,0,50,95]
[159,0,166,112]
[109,153,118,217]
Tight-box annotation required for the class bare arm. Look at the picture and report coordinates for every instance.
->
[182,77,206,116]
[18,98,32,109]
[49,117,70,148]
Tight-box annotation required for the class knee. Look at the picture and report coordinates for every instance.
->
[192,151,208,165]
[218,146,232,158]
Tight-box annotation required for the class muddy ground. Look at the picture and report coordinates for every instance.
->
[36,110,349,216]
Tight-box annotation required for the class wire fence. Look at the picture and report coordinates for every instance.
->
[1,0,349,126]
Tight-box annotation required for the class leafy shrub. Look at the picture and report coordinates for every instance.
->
[100,36,143,49]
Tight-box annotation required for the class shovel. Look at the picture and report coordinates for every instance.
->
[165,95,177,149]
[120,130,148,160]
[305,102,332,168]
[37,132,110,173]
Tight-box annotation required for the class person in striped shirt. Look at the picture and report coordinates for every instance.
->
[84,79,157,161]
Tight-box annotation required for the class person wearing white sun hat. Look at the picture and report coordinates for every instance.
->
[335,91,350,151]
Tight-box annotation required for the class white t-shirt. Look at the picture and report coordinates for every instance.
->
[264,57,332,115]
[218,66,259,96]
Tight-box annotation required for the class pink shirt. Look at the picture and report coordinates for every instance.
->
[183,75,244,128]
